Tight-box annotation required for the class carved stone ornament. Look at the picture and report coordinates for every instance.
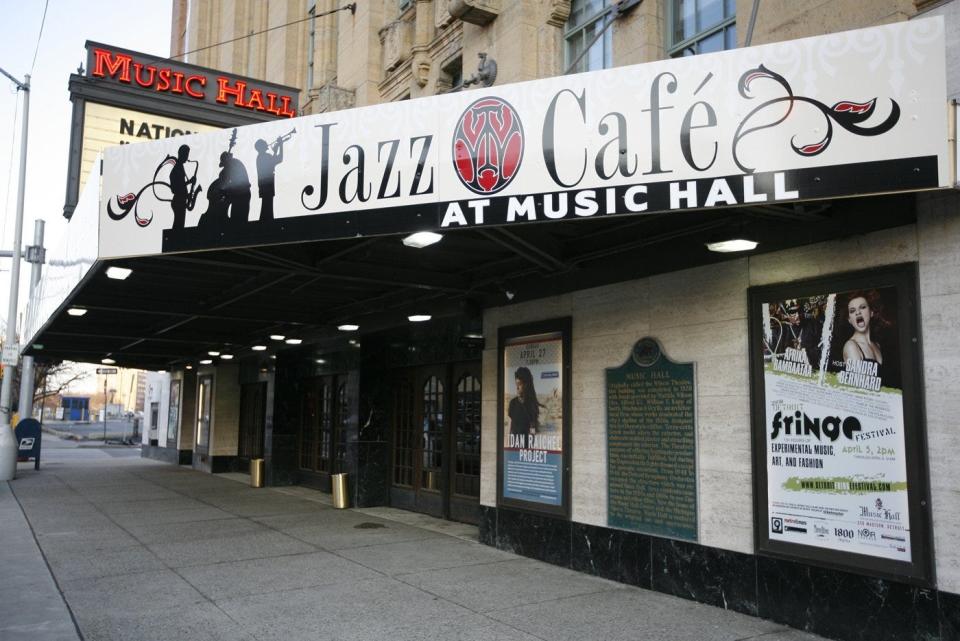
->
[435,0,455,29]
[546,0,572,28]
[379,20,414,72]
[314,83,356,113]
[448,0,501,26]
[414,56,431,88]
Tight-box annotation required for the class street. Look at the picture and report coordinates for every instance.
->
[42,418,139,442]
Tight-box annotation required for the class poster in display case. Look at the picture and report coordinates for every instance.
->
[748,264,933,586]
[497,318,571,517]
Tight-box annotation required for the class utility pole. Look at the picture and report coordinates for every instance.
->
[18,219,45,423]
[0,70,30,482]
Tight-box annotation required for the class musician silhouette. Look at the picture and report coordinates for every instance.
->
[255,137,285,221]
[219,151,251,227]
[169,144,195,229]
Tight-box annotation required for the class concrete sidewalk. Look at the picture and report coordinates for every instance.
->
[3,444,829,641]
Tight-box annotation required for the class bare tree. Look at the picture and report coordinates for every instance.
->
[4,361,90,414]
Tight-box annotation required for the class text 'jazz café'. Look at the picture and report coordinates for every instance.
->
[26,18,960,641]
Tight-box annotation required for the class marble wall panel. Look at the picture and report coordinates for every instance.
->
[748,225,918,287]
[647,260,749,330]
[696,395,752,474]
[917,192,960,298]
[697,469,754,554]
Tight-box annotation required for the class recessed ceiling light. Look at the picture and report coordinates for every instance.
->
[67,307,87,316]
[402,231,443,249]
[252,345,267,351]
[463,332,484,339]
[315,358,327,364]
[270,334,285,341]
[208,351,220,356]
[348,339,359,346]
[105,266,132,280]
[185,365,193,370]
[285,338,302,345]
[101,358,116,364]
[705,239,758,253]
[220,354,233,360]
[270,355,277,360]
[32,344,43,350]
[200,359,213,365]
[337,324,359,331]
[407,314,431,322]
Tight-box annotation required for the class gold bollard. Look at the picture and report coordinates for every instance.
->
[331,472,349,509]
[250,458,264,488]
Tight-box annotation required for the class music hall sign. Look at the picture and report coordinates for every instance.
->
[99,19,949,259]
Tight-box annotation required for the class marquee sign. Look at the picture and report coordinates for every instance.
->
[64,42,299,219]
[76,102,222,203]
[85,43,298,117]
[99,19,949,259]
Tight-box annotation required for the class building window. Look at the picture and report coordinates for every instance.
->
[439,55,462,93]
[668,0,736,57]
[306,3,317,88]
[565,0,613,74]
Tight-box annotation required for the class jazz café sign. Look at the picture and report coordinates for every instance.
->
[98,19,949,260]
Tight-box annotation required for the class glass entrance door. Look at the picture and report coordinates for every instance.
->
[298,375,347,488]
[390,362,481,523]
[195,375,213,456]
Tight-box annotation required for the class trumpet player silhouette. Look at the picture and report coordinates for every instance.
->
[255,129,294,221]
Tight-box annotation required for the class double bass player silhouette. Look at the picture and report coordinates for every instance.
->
[199,129,251,232]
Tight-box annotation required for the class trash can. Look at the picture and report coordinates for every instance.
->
[331,472,349,509]
[250,458,264,488]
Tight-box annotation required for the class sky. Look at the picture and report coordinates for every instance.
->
[0,0,173,394]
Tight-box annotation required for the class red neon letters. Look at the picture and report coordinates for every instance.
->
[90,48,296,118]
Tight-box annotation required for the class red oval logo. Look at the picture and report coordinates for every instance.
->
[452,97,524,195]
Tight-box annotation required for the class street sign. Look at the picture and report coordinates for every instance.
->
[96,367,118,374]
[2,346,18,366]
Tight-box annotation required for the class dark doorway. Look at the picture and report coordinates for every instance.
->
[298,375,348,489]
[390,361,481,524]
[237,382,266,464]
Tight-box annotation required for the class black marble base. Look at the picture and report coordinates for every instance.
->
[209,456,241,473]
[653,537,757,615]
[355,441,389,507]
[266,434,298,486]
[140,445,186,465]
[757,556,939,641]
[940,590,960,641]
[482,506,957,641]
[572,523,652,588]
[298,469,332,493]
[494,507,571,567]
[479,505,496,547]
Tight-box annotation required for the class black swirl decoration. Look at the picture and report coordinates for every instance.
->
[106,156,201,227]
[732,64,900,174]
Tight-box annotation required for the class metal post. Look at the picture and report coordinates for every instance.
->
[18,219,44,421]
[0,72,30,481]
